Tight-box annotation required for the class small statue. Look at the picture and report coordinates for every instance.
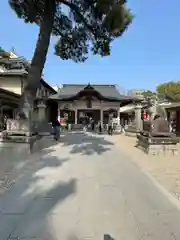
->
[150,114,170,137]
[142,104,171,137]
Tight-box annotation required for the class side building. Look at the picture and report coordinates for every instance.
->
[0,51,57,123]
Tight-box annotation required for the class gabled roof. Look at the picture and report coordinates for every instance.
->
[0,55,57,94]
[49,84,135,101]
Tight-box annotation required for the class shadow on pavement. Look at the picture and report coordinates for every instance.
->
[60,131,114,155]
[33,134,60,152]
[104,234,115,240]
[0,135,61,178]
[0,131,114,239]
[0,144,77,239]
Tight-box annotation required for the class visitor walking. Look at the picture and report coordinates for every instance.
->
[91,119,95,131]
[83,116,90,131]
[3,116,7,130]
[108,117,113,135]
[52,118,61,141]
[98,120,102,134]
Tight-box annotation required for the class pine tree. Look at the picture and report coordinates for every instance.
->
[9,0,133,118]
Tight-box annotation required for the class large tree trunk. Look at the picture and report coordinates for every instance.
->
[19,0,56,119]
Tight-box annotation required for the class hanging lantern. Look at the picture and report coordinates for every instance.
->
[143,111,147,120]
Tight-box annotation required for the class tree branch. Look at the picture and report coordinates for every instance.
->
[60,0,96,34]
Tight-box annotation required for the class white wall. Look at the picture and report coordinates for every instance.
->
[0,76,22,95]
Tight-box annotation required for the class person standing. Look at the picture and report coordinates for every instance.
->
[98,120,102,134]
[91,118,95,131]
[3,116,7,130]
[52,118,61,141]
[108,116,113,135]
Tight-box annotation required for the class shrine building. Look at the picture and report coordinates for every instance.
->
[49,84,139,124]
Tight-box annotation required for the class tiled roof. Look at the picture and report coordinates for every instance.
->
[0,69,28,75]
[0,57,57,94]
[49,84,135,101]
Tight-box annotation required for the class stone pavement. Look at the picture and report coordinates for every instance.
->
[1,131,180,239]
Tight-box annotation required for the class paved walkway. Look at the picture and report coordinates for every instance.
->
[1,131,180,240]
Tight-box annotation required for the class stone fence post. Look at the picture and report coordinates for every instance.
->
[37,101,46,121]
[135,104,142,132]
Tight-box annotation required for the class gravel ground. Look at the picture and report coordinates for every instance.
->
[111,134,180,201]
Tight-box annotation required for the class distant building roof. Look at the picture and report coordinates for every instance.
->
[49,84,137,102]
[159,101,180,109]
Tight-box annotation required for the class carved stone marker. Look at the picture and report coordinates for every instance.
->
[151,117,170,136]
[137,116,178,155]
[6,119,29,133]
[1,119,38,153]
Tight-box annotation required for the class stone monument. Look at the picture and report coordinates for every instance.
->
[0,110,39,154]
[137,104,178,155]
[126,104,142,137]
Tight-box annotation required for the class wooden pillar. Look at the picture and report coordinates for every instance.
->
[100,109,103,123]
[100,101,104,124]
[75,108,78,124]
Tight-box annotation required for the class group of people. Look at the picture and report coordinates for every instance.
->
[83,118,102,133]
[83,116,114,135]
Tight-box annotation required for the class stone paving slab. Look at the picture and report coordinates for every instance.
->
[2,132,180,240]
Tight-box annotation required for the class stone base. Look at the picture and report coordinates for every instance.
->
[0,134,55,158]
[137,134,178,155]
[33,121,53,136]
[0,135,39,154]
[125,122,139,137]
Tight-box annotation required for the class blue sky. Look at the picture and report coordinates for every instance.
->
[1,0,180,92]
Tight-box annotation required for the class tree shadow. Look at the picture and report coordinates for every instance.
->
[0,145,77,239]
[0,131,115,239]
[5,179,77,239]
[104,234,115,240]
[0,135,62,191]
[60,131,114,155]
[32,134,61,153]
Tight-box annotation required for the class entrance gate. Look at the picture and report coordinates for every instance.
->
[77,109,100,124]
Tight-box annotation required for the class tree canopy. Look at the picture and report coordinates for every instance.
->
[0,47,5,53]
[141,90,156,98]
[8,0,133,118]
[9,0,133,62]
[156,81,180,101]
[0,47,11,57]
